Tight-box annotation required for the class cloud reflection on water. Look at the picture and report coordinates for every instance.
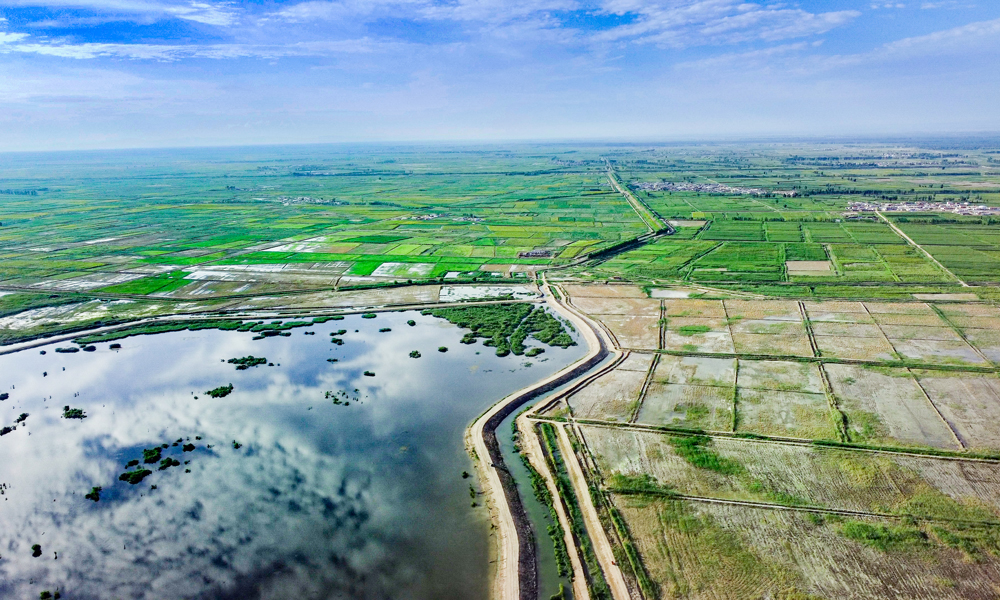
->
[0,310,583,599]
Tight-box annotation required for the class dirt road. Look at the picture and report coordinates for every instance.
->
[876,211,968,286]
[556,423,632,600]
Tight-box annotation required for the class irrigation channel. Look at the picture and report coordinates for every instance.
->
[0,306,587,599]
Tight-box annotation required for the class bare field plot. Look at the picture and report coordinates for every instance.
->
[732,333,813,357]
[891,339,986,365]
[871,312,951,327]
[636,383,733,430]
[663,317,733,352]
[786,260,831,274]
[724,299,801,321]
[737,389,835,439]
[946,316,1000,330]
[730,319,804,336]
[663,299,727,318]
[803,300,869,314]
[917,374,1000,452]
[567,357,653,421]
[737,360,824,393]
[618,352,657,372]
[612,495,1000,600]
[814,335,897,361]
[598,313,660,348]
[562,284,647,299]
[826,364,960,449]
[938,304,1000,318]
[571,296,661,317]
[864,302,936,315]
[880,325,963,342]
[963,328,1000,362]
[811,322,884,337]
[653,355,736,387]
[805,310,874,324]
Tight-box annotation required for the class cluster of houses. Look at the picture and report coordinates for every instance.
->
[846,200,1000,216]
[633,181,796,196]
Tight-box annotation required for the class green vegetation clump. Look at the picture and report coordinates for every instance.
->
[407,320,416,326]
[326,389,359,405]
[75,319,249,344]
[232,441,242,449]
[54,347,79,353]
[62,406,86,419]
[119,469,152,485]
[15,413,28,424]
[182,443,195,452]
[142,447,162,464]
[840,521,928,552]
[39,591,61,599]
[676,325,712,336]
[205,383,234,398]
[364,370,375,377]
[158,457,181,471]
[667,435,744,476]
[0,393,7,400]
[525,347,544,357]
[607,472,673,495]
[84,486,102,502]
[362,313,377,319]
[228,356,267,370]
[409,350,421,358]
[31,544,42,557]
[422,304,575,357]
[379,327,392,332]
[438,346,448,352]
[313,315,345,323]
[0,426,14,436]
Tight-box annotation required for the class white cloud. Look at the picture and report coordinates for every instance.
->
[0,36,384,60]
[0,0,239,26]
[592,1,860,48]
[882,16,1000,56]
[0,31,31,44]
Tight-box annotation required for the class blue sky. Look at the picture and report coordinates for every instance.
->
[0,0,998,150]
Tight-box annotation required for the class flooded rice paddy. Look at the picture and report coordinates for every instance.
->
[0,309,584,599]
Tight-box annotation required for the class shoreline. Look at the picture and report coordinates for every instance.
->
[467,278,609,600]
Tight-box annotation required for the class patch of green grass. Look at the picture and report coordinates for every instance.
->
[839,520,928,552]
[667,435,745,476]
[676,325,711,336]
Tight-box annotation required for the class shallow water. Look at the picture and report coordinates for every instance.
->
[0,310,584,599]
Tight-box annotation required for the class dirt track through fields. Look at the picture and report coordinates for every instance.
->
[876,211,968,286]
[556,423,632,600]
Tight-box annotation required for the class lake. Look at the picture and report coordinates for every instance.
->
[0,309,584,599]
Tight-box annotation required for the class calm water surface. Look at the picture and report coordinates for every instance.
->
[0,310,584,599]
